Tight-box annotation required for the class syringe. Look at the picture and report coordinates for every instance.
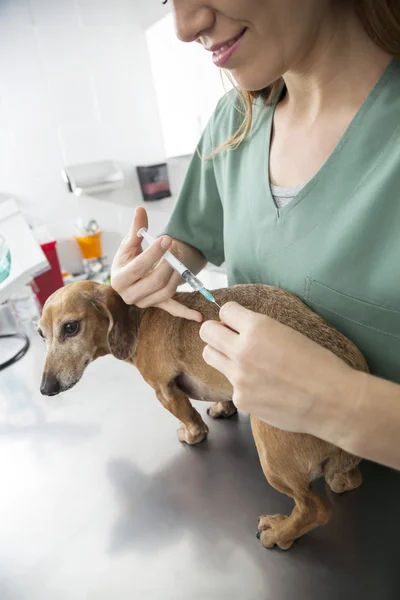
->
[138,228,221,309]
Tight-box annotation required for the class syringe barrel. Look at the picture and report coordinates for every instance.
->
[181,270,203,291]
[137,228,214,302]
[138,227,188,276]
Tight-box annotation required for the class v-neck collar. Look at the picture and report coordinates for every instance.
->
[263,57,398,221]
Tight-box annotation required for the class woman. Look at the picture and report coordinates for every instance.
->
[111,0,400,470]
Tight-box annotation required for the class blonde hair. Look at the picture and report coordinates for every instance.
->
[212,0,400,155]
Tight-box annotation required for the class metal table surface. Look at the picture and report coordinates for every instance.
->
[0,328,399,600]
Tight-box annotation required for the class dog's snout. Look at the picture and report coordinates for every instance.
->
[40,375,61,396]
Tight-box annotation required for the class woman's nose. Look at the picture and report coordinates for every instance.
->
[172,0,215,44]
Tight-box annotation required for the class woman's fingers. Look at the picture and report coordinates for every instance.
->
[119,235,172,283]
[199,319,239,356]
[114,207,149,267]
[134,267,182,306]
[202,344,231,377]
[156,298,203,322]
[125,206,149,251]
[112,234,172,301]
[129,206,148,241]
[111,216,203,322]
[219,301,257,333]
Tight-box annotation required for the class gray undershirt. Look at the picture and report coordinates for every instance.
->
[270,183,305,209]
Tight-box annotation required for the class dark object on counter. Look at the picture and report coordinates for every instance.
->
[136,163,171,201]
[31,241,64,309]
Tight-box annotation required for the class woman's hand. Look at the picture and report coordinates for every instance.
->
[200,301,357,436]
[200,301,400,471]
[111,207,203,322]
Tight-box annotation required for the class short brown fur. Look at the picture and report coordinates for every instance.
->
[39,282,368,550]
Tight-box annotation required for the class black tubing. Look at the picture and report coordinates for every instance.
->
[0,333,30,371]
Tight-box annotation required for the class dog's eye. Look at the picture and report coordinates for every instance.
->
[161,0,168,4]
[37,329,45,340]
[63,322,80,337]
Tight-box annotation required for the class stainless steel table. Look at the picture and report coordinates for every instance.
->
[0,328,399,600]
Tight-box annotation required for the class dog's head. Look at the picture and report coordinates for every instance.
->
[38,281,139,396]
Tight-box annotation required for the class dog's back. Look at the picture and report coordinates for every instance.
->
[172,284,368,373]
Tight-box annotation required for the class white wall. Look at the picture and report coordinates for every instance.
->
[0,0,169,253]
[135,1,172,29]
[146,13,229,159]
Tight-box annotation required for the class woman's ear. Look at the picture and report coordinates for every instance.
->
[92,286,139,361]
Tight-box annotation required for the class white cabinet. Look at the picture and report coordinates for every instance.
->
[146,14,232,158]
[0,200,48,303]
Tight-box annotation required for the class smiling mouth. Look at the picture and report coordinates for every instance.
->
[210,29,246,53]
[208,28,247,68]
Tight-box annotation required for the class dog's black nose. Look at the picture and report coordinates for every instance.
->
[40,376,61,396]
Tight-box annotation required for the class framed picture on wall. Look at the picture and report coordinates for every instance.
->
[136,163,172,201]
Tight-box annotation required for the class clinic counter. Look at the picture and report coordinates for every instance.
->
[0,329,399,599]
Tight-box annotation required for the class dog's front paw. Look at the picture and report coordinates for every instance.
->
[207,401,238,419]
[177,422,209,445]
[256,514,293,550]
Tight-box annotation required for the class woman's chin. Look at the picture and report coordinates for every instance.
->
[229,68,281,93]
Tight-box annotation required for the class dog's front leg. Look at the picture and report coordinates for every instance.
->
[207,401,237,419]
[156,382,209,445]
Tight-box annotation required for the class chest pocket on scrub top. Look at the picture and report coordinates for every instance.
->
[304,278,400,383]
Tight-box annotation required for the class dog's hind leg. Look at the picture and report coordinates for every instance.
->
[256,474,332,550]
[156,382,209,445]
[252,417,333,550]
[324,452,362,494]
[207,401,237,419]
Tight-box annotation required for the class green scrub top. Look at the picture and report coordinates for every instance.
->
[164,58,400,383]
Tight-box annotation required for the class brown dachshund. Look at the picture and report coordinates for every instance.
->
[38,281,367,550]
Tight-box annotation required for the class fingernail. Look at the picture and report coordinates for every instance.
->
[161,236,171,250]
[199,322,208,339]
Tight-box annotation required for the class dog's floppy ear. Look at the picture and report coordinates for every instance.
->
[90,285,139,361]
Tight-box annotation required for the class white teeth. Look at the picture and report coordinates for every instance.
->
[214,39,236,56]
